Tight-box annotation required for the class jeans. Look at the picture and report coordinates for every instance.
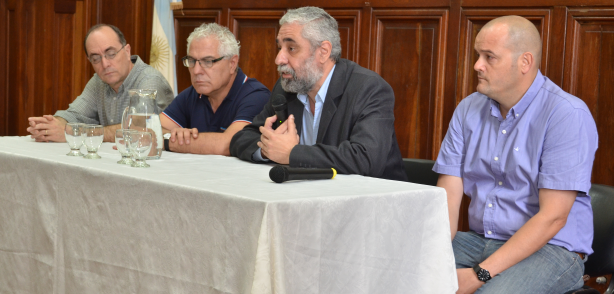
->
[453,231,585,294]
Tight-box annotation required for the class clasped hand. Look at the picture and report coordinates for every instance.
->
[27,115,66,142]
[169,127,199,145]
[257,114,299,164]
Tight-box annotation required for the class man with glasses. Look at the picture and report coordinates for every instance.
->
[27,24,174,142]
[160,23,270,155]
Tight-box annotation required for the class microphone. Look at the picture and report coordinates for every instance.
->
[271,94,288,129]
[269,165,337,183]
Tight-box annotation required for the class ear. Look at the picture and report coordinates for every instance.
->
[125,44,131,56]
[318,41,332,63]
[229,55,239,73]
[519,51,534,74]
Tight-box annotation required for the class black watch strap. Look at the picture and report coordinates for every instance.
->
[473,264,492,282]
[164,138,170,152]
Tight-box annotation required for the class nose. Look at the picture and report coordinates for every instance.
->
[192,60,205,74]
[474,55,484,73]
[275,49,287,66]
[101,56,111,68]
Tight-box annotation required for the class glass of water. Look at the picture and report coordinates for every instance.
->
[65,123,84,156]
[115,129,135,165]
[83,124,104,159]
[130,131,152,168]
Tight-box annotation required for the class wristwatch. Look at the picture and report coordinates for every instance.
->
[163,133,171,151]
[473,264,492,282]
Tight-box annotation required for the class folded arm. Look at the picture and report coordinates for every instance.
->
[162,114,248,155]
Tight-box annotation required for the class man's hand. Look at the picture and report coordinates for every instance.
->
[169,127,199,145]
[27,115,67,142]
[257,114,299,164]
[456,268,484,294]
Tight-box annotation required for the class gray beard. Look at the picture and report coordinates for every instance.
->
[278,55,323,95]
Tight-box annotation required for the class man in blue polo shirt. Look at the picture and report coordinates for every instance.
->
[161,23,270,155]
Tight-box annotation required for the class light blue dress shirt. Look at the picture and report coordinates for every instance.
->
[434,70,598,254]
[254,65,336,161]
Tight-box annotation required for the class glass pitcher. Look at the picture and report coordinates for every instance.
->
[121,89,163,159]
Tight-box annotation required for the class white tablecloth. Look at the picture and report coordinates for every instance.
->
[0,136,457,293]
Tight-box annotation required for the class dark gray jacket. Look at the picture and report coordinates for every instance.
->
[230,58,407,181]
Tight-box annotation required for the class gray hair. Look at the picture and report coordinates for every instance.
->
[280,7,341,62]
[186,23,240,57]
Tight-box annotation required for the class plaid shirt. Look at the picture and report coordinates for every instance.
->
[55,55,174,126]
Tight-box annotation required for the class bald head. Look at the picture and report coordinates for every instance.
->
[481,15,542,66]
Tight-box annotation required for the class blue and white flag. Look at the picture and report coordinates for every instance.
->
[150,0,182,96]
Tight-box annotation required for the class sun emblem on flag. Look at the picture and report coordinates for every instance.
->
[150,34,170,70]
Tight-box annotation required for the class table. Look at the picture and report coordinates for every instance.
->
[0,136,458,293]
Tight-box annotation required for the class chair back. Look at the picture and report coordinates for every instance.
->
[402,158,439,186]
[584,183,614,277]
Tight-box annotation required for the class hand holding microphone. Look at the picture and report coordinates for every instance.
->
[258,113,299,165]
[271,94,288,130]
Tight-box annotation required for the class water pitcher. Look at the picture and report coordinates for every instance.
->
[121,89,163,159]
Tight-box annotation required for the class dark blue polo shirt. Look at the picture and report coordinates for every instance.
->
[162,68,270,132]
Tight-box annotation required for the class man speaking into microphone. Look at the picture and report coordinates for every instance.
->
[230,6,406,181]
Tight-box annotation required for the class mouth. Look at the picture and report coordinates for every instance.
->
[277,64,295,79]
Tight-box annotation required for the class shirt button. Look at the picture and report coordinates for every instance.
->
[502,130,507,134]
[110,119,114,123]
[498,181,503,186]
[487,231,492,235]
[515,114,519,117]
[494,157,499,161]
[488,203,493,208]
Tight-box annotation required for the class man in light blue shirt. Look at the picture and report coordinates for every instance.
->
[434,15,598,293]
[296,64,334,146]
[230,7,406,181]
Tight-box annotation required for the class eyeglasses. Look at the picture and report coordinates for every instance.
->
[182,56,225,69]
[88,45,126,64]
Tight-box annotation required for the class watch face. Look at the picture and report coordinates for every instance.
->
[477,269,491,282]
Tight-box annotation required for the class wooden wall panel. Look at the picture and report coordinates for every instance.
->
[229,10,284,90]
[173,9,220,93]
[563,9,614,186]
[5,0,75,136]
[370,9,448,159]
[457,9,551,104]
[94,0,153,63]
[0,0,8,135]
[327,9,361,63]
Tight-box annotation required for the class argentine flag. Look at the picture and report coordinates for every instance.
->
[151,0,182,96]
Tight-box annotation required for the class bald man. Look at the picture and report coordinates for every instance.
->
[434,16,598,293]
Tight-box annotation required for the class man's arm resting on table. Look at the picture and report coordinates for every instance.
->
[168,122,249,155]
[437,174,464,240]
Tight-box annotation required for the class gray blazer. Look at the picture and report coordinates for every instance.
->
[230,58,407,181]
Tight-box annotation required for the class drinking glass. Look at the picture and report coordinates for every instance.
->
[65,123,84,156]
[83,124,104,159]
[130,131,152,168]
[115,129,135,164]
